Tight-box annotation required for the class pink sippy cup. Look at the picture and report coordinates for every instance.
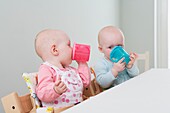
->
[72,43,90,62]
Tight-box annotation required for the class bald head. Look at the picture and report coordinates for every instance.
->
[98,26,124,46]
[35,29,68,59]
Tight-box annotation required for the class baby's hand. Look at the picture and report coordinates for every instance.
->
[112,57,126,77]
[54,77,67,95]
[76,61,87,65]
[126,52,138,69]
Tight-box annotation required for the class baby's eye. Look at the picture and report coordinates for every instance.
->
[67,40,71,47]
[67,43,71,47]
[108,46,113,49]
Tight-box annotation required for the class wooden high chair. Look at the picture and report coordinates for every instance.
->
[1,68,103,113]
[136,51,150,73]
[83,67,103,99]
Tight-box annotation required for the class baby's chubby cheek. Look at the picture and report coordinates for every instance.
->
[106,50,111,58]
[106,49,111,54]
[70,49,72,55]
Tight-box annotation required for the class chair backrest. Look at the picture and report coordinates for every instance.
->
[83,68,103,99]
[136,51,150,73]
[22,73,74,112]
[22,73,42,108]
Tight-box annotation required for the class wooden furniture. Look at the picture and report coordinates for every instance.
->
[136,51,150,71]
[1,68,102,113]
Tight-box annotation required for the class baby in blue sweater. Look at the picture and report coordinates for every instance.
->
[94,26,139,89]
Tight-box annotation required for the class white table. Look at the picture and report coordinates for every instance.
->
[62,69,170,113]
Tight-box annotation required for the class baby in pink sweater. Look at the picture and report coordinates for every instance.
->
[35,29,91,108]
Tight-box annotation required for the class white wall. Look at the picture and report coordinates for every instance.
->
[0,0,120,112]
[119,0,154,73]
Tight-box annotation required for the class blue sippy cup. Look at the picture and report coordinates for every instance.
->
[110,46,130,64]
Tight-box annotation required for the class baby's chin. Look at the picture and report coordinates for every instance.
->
[105,56,111,61]
[64,60,72,67]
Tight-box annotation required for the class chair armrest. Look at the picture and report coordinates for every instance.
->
[1,92,34,113]
[20,93,33,112]
[1,92,25,113]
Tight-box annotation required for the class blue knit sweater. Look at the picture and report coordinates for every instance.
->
[94,57,139,89]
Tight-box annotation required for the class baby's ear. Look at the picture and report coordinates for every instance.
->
[51,45,59,56]
[98,46,103,53]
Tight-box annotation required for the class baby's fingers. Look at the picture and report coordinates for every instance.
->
[55,75,62,86]
[58,82,67,92]
[58,82,66,88]
[55,80,62,86]
[130,52,138,59]
[118,57,125,63]
[122,62,126,67]
[61,85,67,92]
